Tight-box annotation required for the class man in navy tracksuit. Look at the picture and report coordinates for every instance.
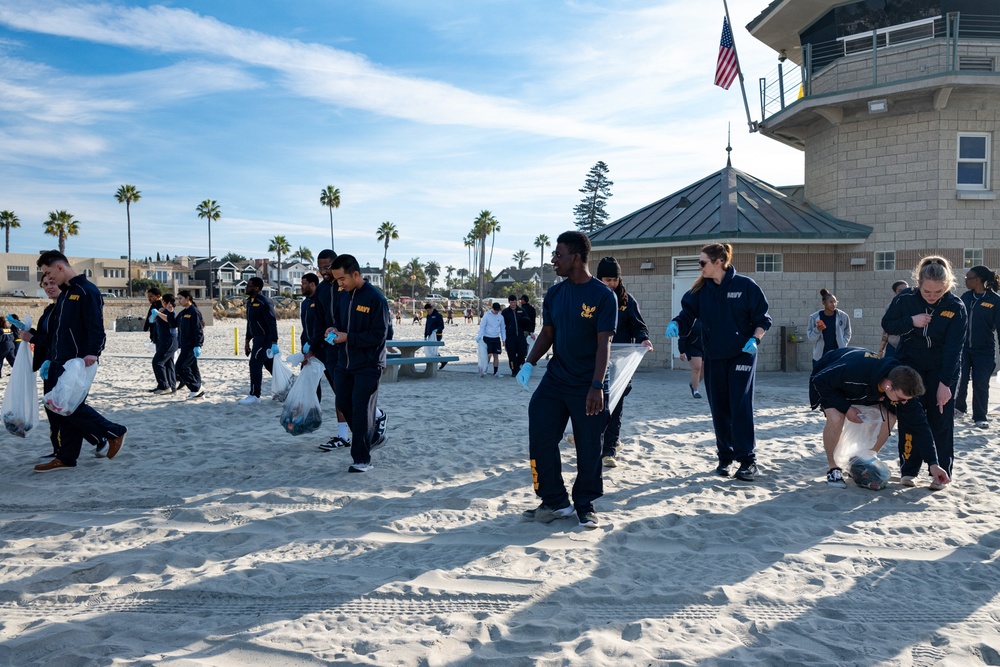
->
[241,276,278,404]
[142,288,164,391]
[518,231,617,530]
[423,303,448,369]
[24,250,127,472]
[809,347,950,488]
[502,294,528,375]
[175,290,204,398]
[956,265,1000,428]
[666,243,771,482]
[329,254,389,473]
[149,293,178,394]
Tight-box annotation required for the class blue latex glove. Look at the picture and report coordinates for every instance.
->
[193,346,201,358]
[39,360,50,380]
[267,343,280,359]
[665,321,679,338]
[325,330,338,345]
[5,314,26,330]
[302,342,310,354]
[742,338,759,355]
[516,362,533,390]
[148,310,158,323]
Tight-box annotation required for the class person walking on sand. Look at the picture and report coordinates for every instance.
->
[518,231,617,530]
[665,242,772,482]
[477,302,506,376]
[149,293,179,394]
[878,281,910,358]
[142,287,163,391]
[678,316,704,398]
[19,250,127,472]
[423,302,447,369]
[956,265,1000,429]
[240,276,278,405]
[175,290,205,399]
[806,288,851,370]
[595,256,653,469]
[882,256,967,489]
[327,254,390,473]
[0,314,16,377]
[502,294,527,376]
[809,346,949,489]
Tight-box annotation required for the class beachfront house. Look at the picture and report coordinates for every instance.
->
[0,253,130,298]
[361,264,384,290]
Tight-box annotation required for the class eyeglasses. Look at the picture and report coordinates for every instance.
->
[698,260,709,267]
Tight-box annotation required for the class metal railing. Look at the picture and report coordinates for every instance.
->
[759,13,1000,121]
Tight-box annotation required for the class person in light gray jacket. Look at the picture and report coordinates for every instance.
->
[806,288,851,368]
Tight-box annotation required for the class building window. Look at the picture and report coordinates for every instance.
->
[957,133,990,190]
[103,268,124,278]
[6,265,29,282]
[964,248,984,268]
[874,251,896,271]
[755,253,783,273]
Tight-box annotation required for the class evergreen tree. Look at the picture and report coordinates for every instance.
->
[573,161,613,233]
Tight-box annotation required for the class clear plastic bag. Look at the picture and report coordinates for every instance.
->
[42,358,98,416]
[2,318,39,437]
[270,353,296,402]
[477,339,489,376]
[280,357,325,436]
[563,343,649,444]
[834,405,890,490]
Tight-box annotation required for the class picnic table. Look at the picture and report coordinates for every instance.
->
[383,339,458,381]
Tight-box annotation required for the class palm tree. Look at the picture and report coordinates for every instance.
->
[268,235,292,294]
[376,221,399,275]
[445,265,455,287]
[291,245,313,265]
[463,234,475,287]
[487,217,501,274]
[320,185,341,251]
[0,210,20,253]
[405,257,424,304]
[472,210,497,300]
[424,261,440,290]
[43,210,80,254]
[196,199,221,301]
[114,184,142,297]
[534,233,550,290]
[512,249,530,269]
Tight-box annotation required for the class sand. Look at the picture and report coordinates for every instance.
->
[0,316,998,666]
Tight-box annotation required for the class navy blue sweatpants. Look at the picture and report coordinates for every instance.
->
[956,347,995,423]
[248,337,274,398]
[901,365,956,478]
[703,352,758,465]
[334,369,381,465]
[44,363,126,466]
[528,375,608,513]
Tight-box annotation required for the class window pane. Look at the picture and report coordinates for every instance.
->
[959,136,987,159]
[957,163,985,185]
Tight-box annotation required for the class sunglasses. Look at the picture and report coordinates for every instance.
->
[699,260,710,267]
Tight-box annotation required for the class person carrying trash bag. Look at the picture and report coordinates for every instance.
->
[1,314,38,438]
[809,346,950,490]
[239,276,279,405]
[17,250,127,472]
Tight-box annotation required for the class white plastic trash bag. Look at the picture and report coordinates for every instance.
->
[2,317,39,437]
[834,405,890,490]
[422,335,440,357]
[145,342,156,352]
[477,338,489,376]
[42,358,98,416]
[280,358,325,436]
[271,353,296,402]
[990,371,1000,414]
[563,343,649,444]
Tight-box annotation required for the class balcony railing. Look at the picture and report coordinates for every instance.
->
[759,13,1000,121]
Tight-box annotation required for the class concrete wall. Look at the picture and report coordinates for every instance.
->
[0,298,217,330]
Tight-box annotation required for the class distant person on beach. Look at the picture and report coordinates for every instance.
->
[175,290,204,399]
[596,257,652,469]
[806,288,851,370]
[142,287,162,391]
[19,250,127,472]
[476,302,505,376]
[395,307,402,325]
[423,303,447,369]
[882,256,966,489]
[446,307,454,325]
[665,242,771,482]
[956,265,1000,429]
[502,294,527,376]
[240,276,278,405]
[0,314,16,377]
[810,347,949,489]
[313,249,356,451]
[678,316,704,398]
[149,293,179,394]
[520,295,537,341]
[878,281,909,358]
[328,253,390,473]
[518,231,616,529]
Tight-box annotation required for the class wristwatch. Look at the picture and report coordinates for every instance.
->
[591,381,604,389]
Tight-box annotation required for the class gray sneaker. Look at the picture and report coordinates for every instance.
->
[578,511,599,530]
[734,463,759,482]
[522,502,575,523]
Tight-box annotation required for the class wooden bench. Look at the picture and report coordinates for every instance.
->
[383,354,460,381]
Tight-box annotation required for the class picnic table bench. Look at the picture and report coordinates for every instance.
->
[382,339,459,381]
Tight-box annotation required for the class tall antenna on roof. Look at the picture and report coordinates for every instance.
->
[726,123,733,167]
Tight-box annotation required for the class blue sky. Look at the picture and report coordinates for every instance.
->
[0,0,803,277]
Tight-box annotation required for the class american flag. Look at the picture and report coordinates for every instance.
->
[715,17,739,90]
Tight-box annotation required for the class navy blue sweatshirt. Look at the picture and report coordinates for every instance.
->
[30,303,56,372]
[333,280,389,372]
[245,294,278,344]
[677,319,703,357]
[143,299,161,343]
[809,347,937,465]
[520,302,537,334]
[47,274,106,363]
[424,308,445,339]
[881,289,966,386]
[611,293,649,345]
[673,266,771,360]
[153,308,177,342]
[300,294,326,352]
[960,289,1000,350]
[177,304,205,349]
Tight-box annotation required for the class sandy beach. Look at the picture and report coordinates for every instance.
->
[1,317,998,666]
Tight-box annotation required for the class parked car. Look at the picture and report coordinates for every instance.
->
[100,292,116,299]
[426,293,444,300]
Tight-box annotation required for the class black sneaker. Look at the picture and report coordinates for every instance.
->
[522,501,574,523]
[370,432,387,452]
[578,511,599,530]
[319,437,350,452]
[734,462,759,482]
[715,461,732,477]
[375,410,388,438]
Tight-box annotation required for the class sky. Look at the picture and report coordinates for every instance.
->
[0,0,804,279]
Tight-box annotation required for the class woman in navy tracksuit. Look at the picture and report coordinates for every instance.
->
[881,256,967,488]
[175,290,205,398]
[596,257,652,467]
[667,243,771,482]
[956,265,1000,429]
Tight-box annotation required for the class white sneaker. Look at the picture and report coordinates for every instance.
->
[900,475,916,487]
[237,395,260,405]
[188,390,205,399]
[348,462,373,473]
[826,467,847,488]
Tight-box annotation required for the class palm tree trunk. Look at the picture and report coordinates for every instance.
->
[59,231,66,255]
[208,222,213,302]
[126,204,133,297]
[5,227,9,253]
[329,207,334,251]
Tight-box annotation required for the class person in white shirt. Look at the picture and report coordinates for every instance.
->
[477,302,507,376]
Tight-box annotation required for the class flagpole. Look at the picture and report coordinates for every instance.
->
[722,0,757,133]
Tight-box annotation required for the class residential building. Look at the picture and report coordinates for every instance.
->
[1,252,131,297]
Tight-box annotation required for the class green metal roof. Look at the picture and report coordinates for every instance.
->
[589,163,871,247]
